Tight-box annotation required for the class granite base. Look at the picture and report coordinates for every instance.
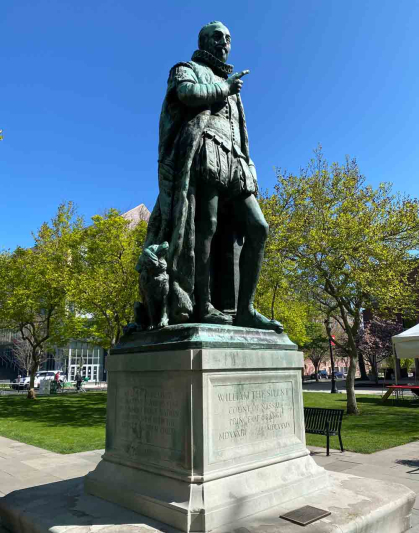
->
[85,325,332,530]
[0,472,415,532]
[85,454,327,532]
[80,325,415,531]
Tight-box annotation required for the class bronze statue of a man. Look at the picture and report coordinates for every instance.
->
[142,21,282,333]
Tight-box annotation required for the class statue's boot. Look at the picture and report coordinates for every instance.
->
[235,307,284,334]
[198,304,233,325]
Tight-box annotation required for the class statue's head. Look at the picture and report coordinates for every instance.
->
[198,21,231,63]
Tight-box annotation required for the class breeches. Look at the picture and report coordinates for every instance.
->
[193,133,256,198]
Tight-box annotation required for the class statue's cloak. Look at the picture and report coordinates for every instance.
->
[144,59,252,324]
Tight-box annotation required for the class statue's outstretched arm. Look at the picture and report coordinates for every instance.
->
[172,65,229,107]
[177,80,229,107]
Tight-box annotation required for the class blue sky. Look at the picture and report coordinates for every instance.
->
[1,0,419,250]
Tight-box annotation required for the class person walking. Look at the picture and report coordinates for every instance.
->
[75,371,82,392]
[54,371,62,392]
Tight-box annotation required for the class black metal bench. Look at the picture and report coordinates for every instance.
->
[304,407,344,456]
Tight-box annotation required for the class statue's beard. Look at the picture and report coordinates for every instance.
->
[205,45,228,63]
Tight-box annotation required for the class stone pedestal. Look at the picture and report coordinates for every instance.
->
[85,325,328,532]
[0,323,415,532]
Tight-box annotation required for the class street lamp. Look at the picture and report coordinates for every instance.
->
[325,318,338,394]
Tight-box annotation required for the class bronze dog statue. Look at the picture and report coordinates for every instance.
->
[135,242,169,330]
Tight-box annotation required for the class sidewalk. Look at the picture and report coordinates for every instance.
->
[0,435,419,531]
[309,441,419,532]
[0,437,103,499]
[0,435,103,531]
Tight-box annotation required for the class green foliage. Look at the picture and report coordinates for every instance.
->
[301,322,329,377]
[255,275,312,346]
[69,209,147,349]
[303,322,329,350]
[260,148,419,414]
[0,203,85,398]
[0,202,148,375]
[0,203,84,385]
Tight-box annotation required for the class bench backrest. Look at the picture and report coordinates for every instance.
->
[304,407,344,433]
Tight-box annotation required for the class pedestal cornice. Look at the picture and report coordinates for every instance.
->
[112,323,297,355]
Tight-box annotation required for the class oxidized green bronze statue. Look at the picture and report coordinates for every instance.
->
[138,21,283,333]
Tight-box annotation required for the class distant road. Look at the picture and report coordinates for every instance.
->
[302,379,384,395]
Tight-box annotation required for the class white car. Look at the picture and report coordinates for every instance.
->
[12,375,40,390]
[12,371,65,390]
[36,371,65,384]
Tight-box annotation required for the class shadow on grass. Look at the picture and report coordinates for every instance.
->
[0,393,107,429]
[355,396,419,407]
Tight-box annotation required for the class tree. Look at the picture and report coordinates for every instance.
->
[303,322,329,381]
[255,273,313,347]
[260,148,419,414]
[11,337,36,377]
[69,209,147,350]
[0,203,83,398]
[358,317,402,383]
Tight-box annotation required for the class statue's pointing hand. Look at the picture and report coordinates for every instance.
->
[227,70,249,95]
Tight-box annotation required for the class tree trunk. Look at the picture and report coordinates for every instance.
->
[372,354,379,385]
[358,350,368,380]
[27,357,38,400]
[415,358,419,383]
[314,361,319,382]
[346,353,359,414]
[395,358,401,382]
[271,282,279,321]
[371,365,379,385]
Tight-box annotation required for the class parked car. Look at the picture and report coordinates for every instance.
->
[11,375,40,390]
[310,370,329,380]
[11,377,25,390]
[333,371,345,379]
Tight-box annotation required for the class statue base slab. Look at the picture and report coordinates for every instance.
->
[81,324,413,532]
[0,472,415,532]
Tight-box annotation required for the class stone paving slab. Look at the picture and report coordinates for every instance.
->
[22,455,95,470]
[309,443,419,511]
[0,439,104,498]
[0,437,418,531]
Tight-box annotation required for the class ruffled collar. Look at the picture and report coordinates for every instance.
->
[191,49,234,79]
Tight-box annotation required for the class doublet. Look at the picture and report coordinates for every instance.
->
[174,57,256,198]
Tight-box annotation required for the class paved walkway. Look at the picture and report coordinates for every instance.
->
[1,435,419,531]
[310,442,419,532]
[0,436,103,532]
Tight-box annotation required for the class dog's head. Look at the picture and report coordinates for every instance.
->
[137,242,169,274]
[154,241,169,259]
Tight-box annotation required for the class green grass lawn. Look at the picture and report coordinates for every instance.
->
[304,392,419,454]
[1,391,419,455]
[0,393,106,454]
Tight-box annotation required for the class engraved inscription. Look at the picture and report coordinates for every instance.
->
[212,381,294,452]
[116,386,182,453]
